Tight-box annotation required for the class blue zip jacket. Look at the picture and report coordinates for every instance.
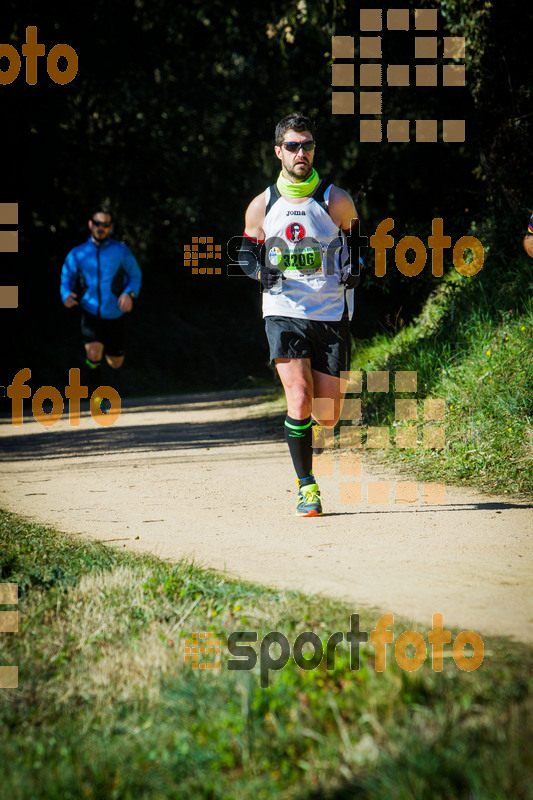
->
[60,237,142,319]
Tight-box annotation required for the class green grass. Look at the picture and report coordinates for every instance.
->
[349,255,533,498]
[1,510,532,799]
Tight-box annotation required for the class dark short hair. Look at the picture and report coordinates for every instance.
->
[275,113,315,146]
[90,203,114,221]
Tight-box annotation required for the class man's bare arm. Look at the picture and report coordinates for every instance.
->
[244,192,267,239]
[329,187,365,288]
[239,192,267,281]
[329,186,358,230]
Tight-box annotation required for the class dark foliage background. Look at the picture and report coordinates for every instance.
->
[2,0,532,396]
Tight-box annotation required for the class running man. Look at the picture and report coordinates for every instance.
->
[239,113,363,516]
[60,204,142,402]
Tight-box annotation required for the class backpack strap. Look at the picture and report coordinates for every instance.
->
[265,183,281,216]
[311,179,333,215]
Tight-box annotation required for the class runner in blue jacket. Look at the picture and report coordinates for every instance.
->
[60,204,142,400]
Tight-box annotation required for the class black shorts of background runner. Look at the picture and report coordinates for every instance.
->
[265,315,351,377]
[80,310,126,357]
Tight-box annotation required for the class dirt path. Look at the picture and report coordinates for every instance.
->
[1,389,532,643]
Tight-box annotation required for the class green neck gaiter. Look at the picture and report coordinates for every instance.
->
[277,168,320,198]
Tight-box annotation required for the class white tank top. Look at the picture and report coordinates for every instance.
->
[262,182,353,321]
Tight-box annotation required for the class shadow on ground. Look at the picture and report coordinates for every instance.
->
[0,390,285,462]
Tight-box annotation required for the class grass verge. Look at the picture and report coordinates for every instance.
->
[349,259,533,498]
[1,510,532,799]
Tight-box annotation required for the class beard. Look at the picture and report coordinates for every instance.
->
[286,161,313,182]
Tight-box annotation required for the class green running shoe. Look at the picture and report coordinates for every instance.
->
[296,482,323,517]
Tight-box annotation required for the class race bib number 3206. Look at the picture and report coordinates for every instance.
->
[268,246,323,277]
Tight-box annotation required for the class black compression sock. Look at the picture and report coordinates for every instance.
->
[85,358,102,396]
[284,415,314,482]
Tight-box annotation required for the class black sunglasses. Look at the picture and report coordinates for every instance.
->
[282,140,315,152]
[91,219,112,227]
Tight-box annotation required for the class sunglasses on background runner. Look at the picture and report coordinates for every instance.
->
[282,140,316,152]
[91,220,112,227]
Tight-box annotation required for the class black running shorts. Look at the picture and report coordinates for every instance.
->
[80,310,126,357]
[264,315,351,377]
